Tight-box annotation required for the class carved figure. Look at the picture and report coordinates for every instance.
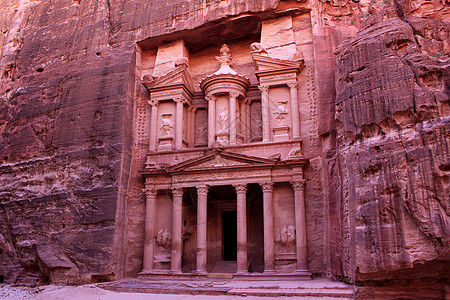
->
[155,229,171,248]
[280,225,296,245]
[160,114,173,136]
[250,42,268,55]
[217,109,228,132]
[288,147,303,159]
[182,225,193,240]
[273,101,288,123]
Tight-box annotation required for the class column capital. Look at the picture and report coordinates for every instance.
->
[233,183,247,194]
[229,92,240,99]
[173,97,185,104]
[291,180,306,191]
[205,94,216,102]
[148,99,159,106]
[142,188,157,197]
[196,185,209,195]
[260,182,274,192]
[287,82,299,89]
[172,187,184,196]
[258,85,269,92]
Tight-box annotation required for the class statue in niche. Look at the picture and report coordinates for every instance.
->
[155,229,171,248]
[280,225,296,246]
[217,109,228,132]
[160,113,173,136]
[273,101,288,124]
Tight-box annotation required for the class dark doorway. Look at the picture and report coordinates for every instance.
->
[222,211,237,261]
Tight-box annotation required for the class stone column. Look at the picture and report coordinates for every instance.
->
[291,180,308,271]
[229,93,238,145]
[196,185,208,274]
[207,95,216,146]
[234,184,248,274]
[259,85,270,141]
[171,187,183,273]
[174,97,184,149]
[288,82,300,139]
[149,100,158,152]
[142,188,156,271]
[244,99,251,143]
[189,106,195,147]
[261,182,275,273]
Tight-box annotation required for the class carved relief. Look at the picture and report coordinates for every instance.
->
[160,113,174,136]
[185,154,248,170]
[273,101,288,124]
[280,225,296,246]
[155,229,171,248]
[250,42,268,55]
[217,109,228,133]
[182,225,193,240]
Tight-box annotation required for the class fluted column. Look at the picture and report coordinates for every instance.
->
[174,97,184,149]
[207,95,216,146]
[142,187,156,271]
[196,185,208,274]
[171,187,183,273]
[149,100,158,152]
[234,184,248,274]
[291,180,308,271]
[259,85,270,141]
[229,93,238,145]
[261,182,275,273]
[288,82,300,139]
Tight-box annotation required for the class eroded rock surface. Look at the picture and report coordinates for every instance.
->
[0,0,448,296]
[332,3,449,289]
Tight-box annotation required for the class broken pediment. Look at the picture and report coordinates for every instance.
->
[143,63,195,95]
[168,150,276,172]
[252,53,304,74]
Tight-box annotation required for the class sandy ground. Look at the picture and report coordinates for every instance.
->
[0,284,314,300]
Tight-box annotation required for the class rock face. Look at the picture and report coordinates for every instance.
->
[0,0,448,297]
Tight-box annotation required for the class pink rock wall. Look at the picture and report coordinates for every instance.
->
[0,0,447,295]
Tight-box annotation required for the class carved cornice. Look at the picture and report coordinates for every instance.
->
[261,182,274,192]
[233,184,247,194]
[196,185,209,195]
[291,180,306,191]
[172,187,184,196]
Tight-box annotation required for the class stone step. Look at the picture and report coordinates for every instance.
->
[227,287,354,298]
[207,273,234,279]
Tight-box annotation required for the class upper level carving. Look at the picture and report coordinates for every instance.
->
[142,40,305,152]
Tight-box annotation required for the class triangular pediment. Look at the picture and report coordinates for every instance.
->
[144,64,195,94]
[252,54,303,72]
[168,149,275,172]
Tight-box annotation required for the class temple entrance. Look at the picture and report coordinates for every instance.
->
[222,211,237,261]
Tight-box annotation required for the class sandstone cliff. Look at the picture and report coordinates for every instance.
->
[0,0,448,296]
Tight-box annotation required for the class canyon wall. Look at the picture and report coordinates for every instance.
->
[0,0,448,296]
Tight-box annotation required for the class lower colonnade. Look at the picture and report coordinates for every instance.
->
[141,180,309,278]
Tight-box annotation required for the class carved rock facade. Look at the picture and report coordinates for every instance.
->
[0,0,447,297]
